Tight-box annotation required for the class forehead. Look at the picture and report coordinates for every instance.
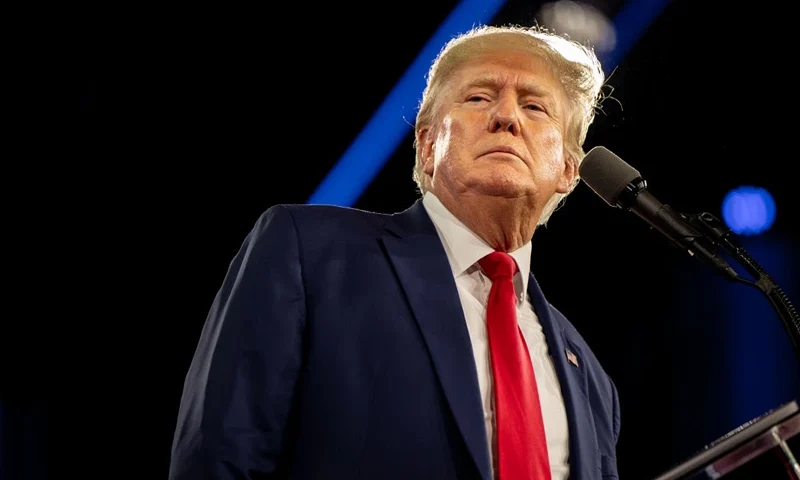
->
[447,49,564,97]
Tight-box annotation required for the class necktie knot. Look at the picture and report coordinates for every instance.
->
[478,251,518,282]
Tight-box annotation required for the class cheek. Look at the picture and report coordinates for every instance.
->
[433,129,452,168]
[530,128,566,175]
[432,116,467,169]
[534,127,564,154]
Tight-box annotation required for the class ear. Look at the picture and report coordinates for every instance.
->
[555,149,578,194]
[417,126,436,175]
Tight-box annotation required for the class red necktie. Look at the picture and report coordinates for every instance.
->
[479,251,551,480]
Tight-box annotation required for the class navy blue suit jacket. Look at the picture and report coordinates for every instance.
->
[169,200,621,479]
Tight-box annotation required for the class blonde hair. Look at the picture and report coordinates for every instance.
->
[413,24,606,225]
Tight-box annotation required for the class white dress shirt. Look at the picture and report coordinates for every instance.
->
[422,192,570,480]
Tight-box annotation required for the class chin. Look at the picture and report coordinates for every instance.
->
[469,181,531,199]
[465,170,532,198]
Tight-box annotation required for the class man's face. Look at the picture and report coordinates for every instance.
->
[418,49,576,213]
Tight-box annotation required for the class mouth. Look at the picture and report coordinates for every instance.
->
[481,146,524,160]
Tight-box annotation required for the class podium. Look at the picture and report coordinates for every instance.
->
[654,400,800,479]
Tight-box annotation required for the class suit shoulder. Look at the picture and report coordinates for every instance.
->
[547,304,588,346]
[548,303,612,378]
[253,203,391,236]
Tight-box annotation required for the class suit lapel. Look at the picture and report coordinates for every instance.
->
[381,201,492,480]
[527,273,599,480]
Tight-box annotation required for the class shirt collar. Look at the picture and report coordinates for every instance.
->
[422,192,531,304]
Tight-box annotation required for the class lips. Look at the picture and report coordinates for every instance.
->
[482,146,523,159]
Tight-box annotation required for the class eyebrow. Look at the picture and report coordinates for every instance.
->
[466,75,557,105]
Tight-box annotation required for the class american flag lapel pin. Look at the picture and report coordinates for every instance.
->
[566,349,579,367]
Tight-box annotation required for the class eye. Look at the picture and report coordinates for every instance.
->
[467,95,489,102]
[525,104,545,112]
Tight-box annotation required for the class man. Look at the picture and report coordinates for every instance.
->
[169,24,620,480]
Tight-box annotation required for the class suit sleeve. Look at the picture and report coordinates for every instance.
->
[169,205,306,479]
[611,376,621,445]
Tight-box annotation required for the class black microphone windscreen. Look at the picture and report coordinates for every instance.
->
[579,146,642,206]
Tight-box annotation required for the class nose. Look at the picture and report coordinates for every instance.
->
[489,96,520,135]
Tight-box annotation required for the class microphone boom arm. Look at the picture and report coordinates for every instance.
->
[687,211,800,364]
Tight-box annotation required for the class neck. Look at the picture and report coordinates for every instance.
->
[434,190,537,252]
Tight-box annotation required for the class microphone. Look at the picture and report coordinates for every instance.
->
[579,146,739,281]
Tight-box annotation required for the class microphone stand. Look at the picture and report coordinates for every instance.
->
[685,211,800,365]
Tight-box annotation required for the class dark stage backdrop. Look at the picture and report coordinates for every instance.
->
[10,0,798,478]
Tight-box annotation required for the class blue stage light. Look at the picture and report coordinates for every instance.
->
[721,186,776,235]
